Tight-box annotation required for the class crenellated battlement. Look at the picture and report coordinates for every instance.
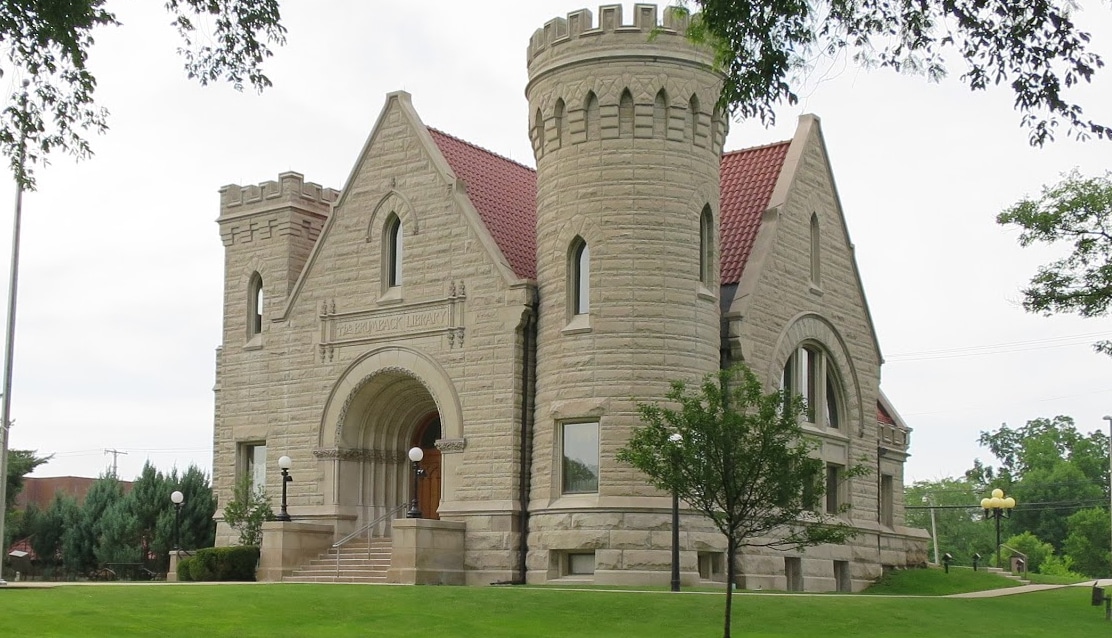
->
[219,171,339,217]
[527,4,696,68]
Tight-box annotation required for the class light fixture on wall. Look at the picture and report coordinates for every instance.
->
[277,455,293,522]
[407,447,426,518]
[170,490,184,552]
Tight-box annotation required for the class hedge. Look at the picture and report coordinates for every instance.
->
[182,546,259,582]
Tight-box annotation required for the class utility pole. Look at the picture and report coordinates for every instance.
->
[0,81,31,586]
[104,448,128,478]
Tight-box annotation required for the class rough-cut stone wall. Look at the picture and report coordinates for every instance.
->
[214,94,534,582]
[725,116,927,589]
[525,5,727,585]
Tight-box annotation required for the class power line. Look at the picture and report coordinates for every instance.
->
[887,331,1111,362]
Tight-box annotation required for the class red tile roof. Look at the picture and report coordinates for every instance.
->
[427,128,789,284]
[429,129,538,279]
[877,401,897,425]
[719,142,791,284]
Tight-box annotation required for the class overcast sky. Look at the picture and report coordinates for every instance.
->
[3,1,1111,489]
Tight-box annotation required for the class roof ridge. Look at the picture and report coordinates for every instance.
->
[428,127,537,174]
[723,139,791,157]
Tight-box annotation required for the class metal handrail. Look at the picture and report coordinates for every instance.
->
[1000,544,1028,577]
[333,503,408,577]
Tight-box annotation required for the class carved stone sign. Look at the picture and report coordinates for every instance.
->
[318,282,466,360]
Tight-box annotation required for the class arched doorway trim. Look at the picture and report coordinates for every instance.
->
[318,345,464,450]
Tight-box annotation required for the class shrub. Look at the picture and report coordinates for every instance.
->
[176,557,194,582]
[186,546,259,582]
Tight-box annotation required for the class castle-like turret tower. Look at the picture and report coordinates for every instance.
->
[526,4,727,584]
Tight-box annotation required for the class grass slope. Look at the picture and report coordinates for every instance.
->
[0,583,1105,637]
[863,565,1023,595]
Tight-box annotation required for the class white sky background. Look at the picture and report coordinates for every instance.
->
[3,1,1111,485]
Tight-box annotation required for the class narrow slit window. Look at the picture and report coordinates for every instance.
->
[653,89,668,138]
[554,99,565,147]
[689,94,701,144]
[699,205,713,285]
[248,272,263,337]
[810,213,821,285]
[572,239,590,315]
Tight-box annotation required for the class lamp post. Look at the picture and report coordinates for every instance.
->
[668,432,682,592]
[276,455,292,522]
[923,494,940,566]
[981,488,1016,569]
[1103,415,1112,577]
[170,490,184,552]
[406,447,425,518]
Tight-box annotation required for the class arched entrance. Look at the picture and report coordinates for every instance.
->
[318,346,461,535]
[413,415,442,520]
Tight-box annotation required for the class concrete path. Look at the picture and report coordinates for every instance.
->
[947,584,1067,598]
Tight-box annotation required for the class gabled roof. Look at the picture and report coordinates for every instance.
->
[429,129,538,280]
[426,130,790,284]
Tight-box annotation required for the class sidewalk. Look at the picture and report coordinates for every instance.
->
[947,584,1067,598]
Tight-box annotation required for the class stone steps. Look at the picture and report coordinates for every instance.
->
[283,539,393,584]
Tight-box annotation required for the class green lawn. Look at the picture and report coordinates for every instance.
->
[863,565,1025,595]
[1,582,1107,637]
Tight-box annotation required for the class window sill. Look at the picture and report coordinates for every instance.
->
[809,284,824,296]
[696,284,717,301]
[244,335,263,351]
[378,286,403,305]
[562,314,591,335]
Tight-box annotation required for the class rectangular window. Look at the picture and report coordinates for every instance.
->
[562,422,599,494]
[241,442,267,494]
[568,552,596,575]
[804,348,818,422]
[825,463,842,514]
[880,474,894,527]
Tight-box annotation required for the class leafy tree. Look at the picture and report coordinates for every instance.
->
[1002,531,1055,574]
[1063,507,1111,577]
[0,0,286,189]
[905,478,996,565]
[971,416,1108,488]
[617,364,862,638]
[997,172,1112,354]
[222,473,272,547]
[679,0,1108,145]
[970,417,1107,550]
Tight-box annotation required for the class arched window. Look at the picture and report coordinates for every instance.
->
[248,272,263,338]
[699,205,713,285]
[386,213,403,288]
[554,98,566,147]
[571,238,590,315]
[619,89,633,137]
[689,94,701,145]
[782,345,841,428]
[653,89,668,138]
[585,92,599,141]
[810,213,821,286]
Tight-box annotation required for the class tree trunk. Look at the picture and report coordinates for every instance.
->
[724,534,736,638]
